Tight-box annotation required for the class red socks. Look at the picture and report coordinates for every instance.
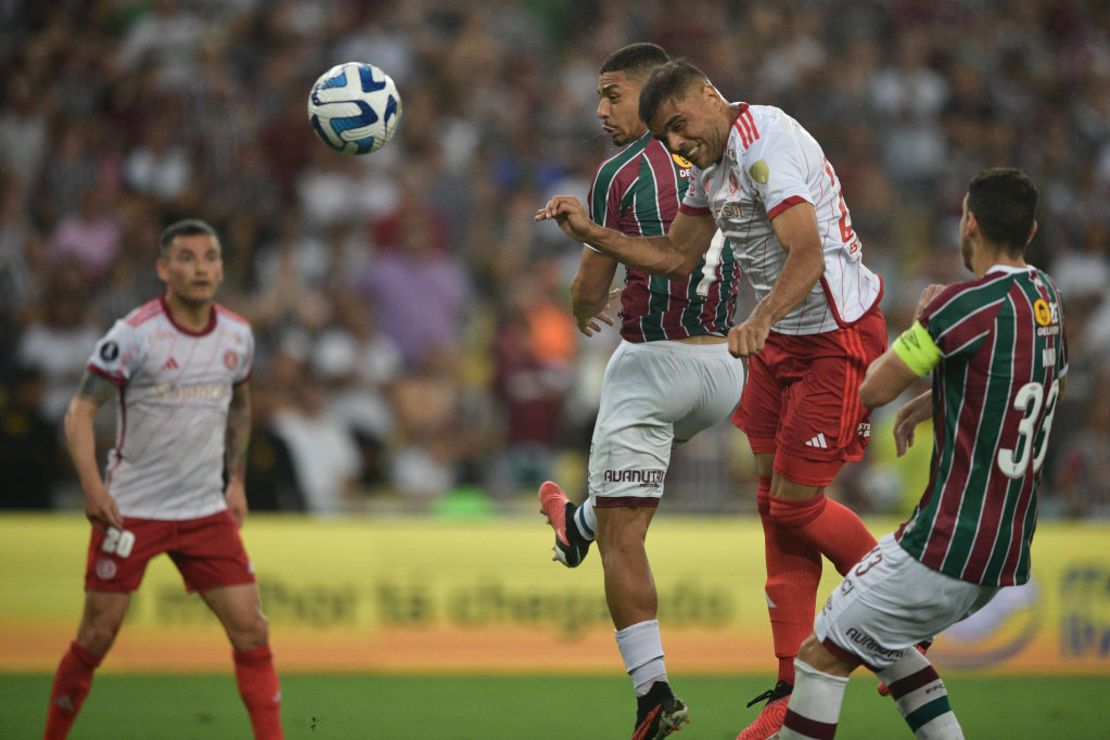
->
[760,487,877,685]
[759,479,821,685]
[45,641,103,740]
[768,494,877,575]
[45,640,282,740]
[233,644,284,739]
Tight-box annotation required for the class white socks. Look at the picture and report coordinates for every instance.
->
[782,650,963,739]
[778,659,849,739]
[574,497,597,541]
[615,619,667,696]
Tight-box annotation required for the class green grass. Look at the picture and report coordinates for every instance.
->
[5,672,1109,739]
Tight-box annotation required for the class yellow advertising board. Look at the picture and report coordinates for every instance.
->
[1,514,1108,674]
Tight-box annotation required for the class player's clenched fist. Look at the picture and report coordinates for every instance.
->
[728,317,771,357]
[536,195,596,243]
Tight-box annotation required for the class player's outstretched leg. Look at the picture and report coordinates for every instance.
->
[633,680,690,740]
[538,480,593,567]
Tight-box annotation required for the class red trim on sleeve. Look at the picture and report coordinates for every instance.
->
[766,195,808,220]
[87,364,126,386]
[678,203,711,217]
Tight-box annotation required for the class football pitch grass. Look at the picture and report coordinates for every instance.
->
[4,673,1109,739]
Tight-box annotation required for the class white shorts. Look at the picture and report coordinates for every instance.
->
[814,533,1000,670]
[587,339,745,503]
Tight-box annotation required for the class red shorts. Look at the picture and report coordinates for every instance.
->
[732,304,887,487]
[84,510,255,593]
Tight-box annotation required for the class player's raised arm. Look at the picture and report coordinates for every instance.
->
[537,196,716,278]
[64,370,124,531]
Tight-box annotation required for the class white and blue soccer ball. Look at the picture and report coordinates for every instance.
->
[307,62,402,155]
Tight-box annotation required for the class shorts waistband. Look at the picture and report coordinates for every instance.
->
[621,338,734,356]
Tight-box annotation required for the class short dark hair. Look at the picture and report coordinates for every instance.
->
[639,60,709,124]
[159,218,219,256]
[600,42,670,80]
[967,168,1039,254]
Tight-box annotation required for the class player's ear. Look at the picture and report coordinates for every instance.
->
[964,211,978,240]
[1025,220,1038,246]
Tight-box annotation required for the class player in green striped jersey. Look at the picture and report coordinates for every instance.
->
[537,42,742,740]
[778,168,1067,739]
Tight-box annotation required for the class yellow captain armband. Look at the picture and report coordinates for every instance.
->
[892,321,942,377]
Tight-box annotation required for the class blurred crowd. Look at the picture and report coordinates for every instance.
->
[1,0,1108,517]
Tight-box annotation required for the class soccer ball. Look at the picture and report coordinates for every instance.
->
[307,62,402,155]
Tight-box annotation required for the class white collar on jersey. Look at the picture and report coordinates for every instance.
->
[985,263,1029,275]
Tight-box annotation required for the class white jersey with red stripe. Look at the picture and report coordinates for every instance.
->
[85,297,254,519]
[681,103,882,335]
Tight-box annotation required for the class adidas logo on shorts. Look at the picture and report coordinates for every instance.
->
[804,432,829,449]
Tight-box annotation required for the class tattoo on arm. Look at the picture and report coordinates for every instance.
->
[76,371,119,408]
[225,383,252,484]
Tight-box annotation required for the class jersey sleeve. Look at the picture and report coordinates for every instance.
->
[86,320,143,385]
[588,168,622,230]
[918,283,993,360]
[1047,278,1069,380]
[746,124,813,219]
[234,327,255,385]
[680,169,710,214]
[585,162,626,254]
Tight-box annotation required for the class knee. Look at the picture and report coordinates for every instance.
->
[798,633,854,677]
[797,633,823,663]
[768,491,826,528]
[78,614,124,655]
[228,611,270,651]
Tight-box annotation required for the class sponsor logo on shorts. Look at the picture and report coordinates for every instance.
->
[845,627,904,662]
[857,422,871,439]
[603,468,665,488]
[96,558,117,580]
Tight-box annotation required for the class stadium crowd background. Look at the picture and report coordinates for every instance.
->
[1,0,1107,519]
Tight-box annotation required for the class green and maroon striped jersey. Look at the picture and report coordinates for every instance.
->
[587,132,739,342]
[895,265,1068,586]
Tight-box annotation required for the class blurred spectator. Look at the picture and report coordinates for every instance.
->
[311,292,402,488]
[245,378,307,512]
[49,189,122,280]
[15,273,100,424]
[491,269,577,495]
[355,194,470,369]
[0,365,57,509]
[269,352,362,513]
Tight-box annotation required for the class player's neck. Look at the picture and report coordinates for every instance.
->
[164,292,215,332]
[972,246,1025,278]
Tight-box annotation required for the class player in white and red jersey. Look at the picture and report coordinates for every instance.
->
[537,60,883,738]
[44,219,283,740]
